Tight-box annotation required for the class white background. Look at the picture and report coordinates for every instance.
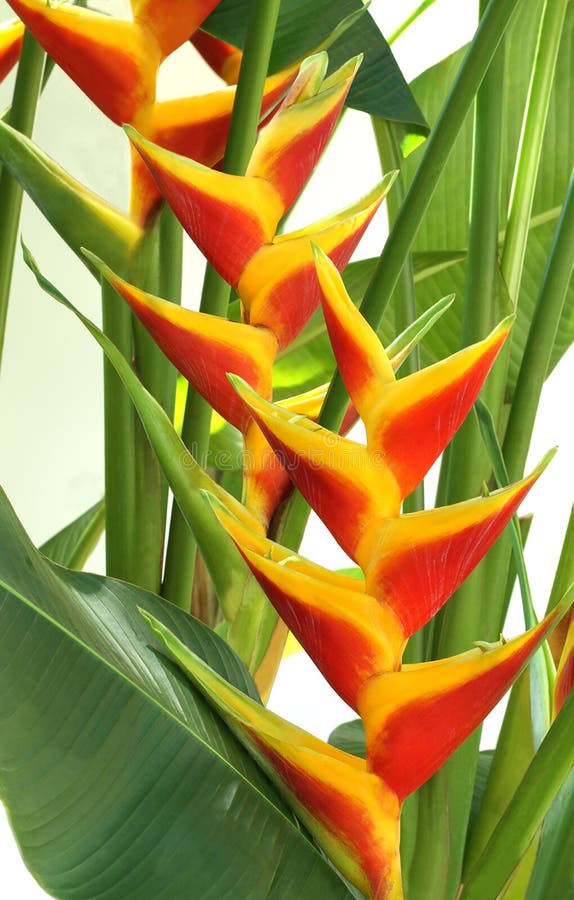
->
[1,0,572,895]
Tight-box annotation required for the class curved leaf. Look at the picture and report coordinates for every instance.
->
[0,487,353,898]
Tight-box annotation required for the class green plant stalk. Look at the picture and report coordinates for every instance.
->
[503,171,574,482]
[0,31,44,369]
[101,277,137,581]
[162,0,282,611]
[460,688,574,900]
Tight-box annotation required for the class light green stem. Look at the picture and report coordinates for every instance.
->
[101,278,137,582]
[0,31,45,369]
[162,0,282,611]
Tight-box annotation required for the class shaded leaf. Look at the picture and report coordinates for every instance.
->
[204,0,428,130]
[0,488,353,898]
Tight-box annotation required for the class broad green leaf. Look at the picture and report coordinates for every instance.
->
[398,0,574,391]
[0,121,142,275]
[39,498,105,569]
[205,0,428,131]
[0,488,352,898]
[24,245,276,672]
[328,719,366,758]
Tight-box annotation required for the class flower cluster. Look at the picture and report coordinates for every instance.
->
[5,0,297,223]
[86,45,572,898]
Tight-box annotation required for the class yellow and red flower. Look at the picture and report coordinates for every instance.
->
[0,17,23,84]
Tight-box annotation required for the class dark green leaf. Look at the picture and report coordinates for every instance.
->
[0,487,353,898]
[39,498,104,569]
[204,0,428,130]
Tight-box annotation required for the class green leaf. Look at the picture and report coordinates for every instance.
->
[0,487,352,898]
[460,686,574,900]
[525,767,574,899]
[39,498,105,569]
[0,120,143,275]
[328,719,366,758]
[399,0,574,391]
[24,245,276,672]
[204,0,428,130]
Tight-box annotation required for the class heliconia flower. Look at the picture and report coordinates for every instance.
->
[127,55,393,338]
[130,65,297,224]
[0,17,23,84]
[229,251,513,564]
[6,0,160,125]
[190,28,243,85]
[90,257,277,433]
[361,455,553,634]
[554,607,574,715]
[140,609,403,900]
[358,598,570,801]
[6,0,297,226]
[235,543,404,709]
[206,493,365,593]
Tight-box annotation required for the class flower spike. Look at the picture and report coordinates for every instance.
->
[229,375,402,562]
[91,257,277,433]
[358,596,571,801]
[0,17,23,84]
[7,0,158,125]
[141,610,403,900]
[361,455,553,628]
[235,545,404,709]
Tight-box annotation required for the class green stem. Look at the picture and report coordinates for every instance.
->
[162,0,281,611]
[101,277,137,581]
[503,172,574,482]
[460,690,574,900]
[0,31,45,369]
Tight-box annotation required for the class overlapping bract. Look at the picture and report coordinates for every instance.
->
[5,0,297,223]
[97,54,392,527]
